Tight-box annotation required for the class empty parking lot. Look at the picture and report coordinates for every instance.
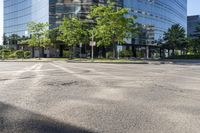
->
[0,61,200,133]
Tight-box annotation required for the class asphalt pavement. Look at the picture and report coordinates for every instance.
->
[0,61,200,133]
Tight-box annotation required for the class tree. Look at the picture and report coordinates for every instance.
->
[88,1,138,58]
[27,22,51,58]
[58,17,88,58]
[187,37,200,55]
[48,28,60,45]
[195,22,200,37]
[184,23,200,55]
[163,24,186,56]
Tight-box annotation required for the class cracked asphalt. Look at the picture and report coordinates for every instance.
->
[0,61,200,133]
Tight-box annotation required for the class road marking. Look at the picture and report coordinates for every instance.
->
[50,62,125,101]
[50,63,89,80]
[0,64,41,85]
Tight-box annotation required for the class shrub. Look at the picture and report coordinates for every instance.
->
[106,51,113,59]
[9,53,16,59]
[0,49,11,59]
[119,49,132,58]
[24,51,31,58]
[15,50,24,58]
[63,50,72,58]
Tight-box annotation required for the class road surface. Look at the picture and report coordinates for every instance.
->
[0,61,200,133]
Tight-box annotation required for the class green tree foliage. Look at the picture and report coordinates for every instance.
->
[48,28,60,45]
[184,23,200,55]
[58,17,88,58]
[163,24,186,55]
[88,1,137,58]
[58,17,88,46]
[26,22,51,57]
[14,50,24,58]
[119,49,133,58]
[0,49,11,59]
[24,51,31,58]
[187,38,200,55]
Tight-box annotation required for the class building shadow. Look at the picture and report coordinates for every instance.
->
[0,102,95,133]
[170,60,200,65]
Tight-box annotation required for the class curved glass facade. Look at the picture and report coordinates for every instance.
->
[124,0,187,45]
[4,0,32,37]
[4,0,48,37]
[3,0,101,37]
[49,0,95,29]
[4,0,187,47]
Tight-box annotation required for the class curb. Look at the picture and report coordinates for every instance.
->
[67,60,149,64]
[0,60,52,63]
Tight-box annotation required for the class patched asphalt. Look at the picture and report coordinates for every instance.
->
[0,61,200,133]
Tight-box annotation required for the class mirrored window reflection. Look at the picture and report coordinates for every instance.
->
[124,0,187,45]
[4,0,49,37]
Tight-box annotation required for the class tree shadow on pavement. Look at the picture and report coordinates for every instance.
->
[0,102,95,133]
[171,60,200,65]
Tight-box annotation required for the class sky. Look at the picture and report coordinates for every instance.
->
[0,0,200,45]
[0,0,3,45]
[187,0,200,16]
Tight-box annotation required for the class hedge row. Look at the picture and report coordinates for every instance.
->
[0,49,31,59]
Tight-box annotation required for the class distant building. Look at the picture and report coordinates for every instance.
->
[187,15,200,38]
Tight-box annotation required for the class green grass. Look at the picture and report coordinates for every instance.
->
[68,58,145,63]
[1,58,145,63]
[0,58,68,61]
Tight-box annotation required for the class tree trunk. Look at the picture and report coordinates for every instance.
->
[172,49,175,56]
[168,49,170,57]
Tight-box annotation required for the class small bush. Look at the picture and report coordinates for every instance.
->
[9,53,16,59]
[106,51,113,59]
[63,50,72,58]
[0,49,12,59]
[119,49,132,58]
[15,50,24,58]
[24,51,31,58]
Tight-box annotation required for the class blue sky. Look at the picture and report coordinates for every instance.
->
[187,0,200,15]
[0,0,200,44]
[0,0,3,45]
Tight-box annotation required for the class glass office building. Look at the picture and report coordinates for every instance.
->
[4,0,124,38]
[124,0,187,46]
[4,0,32,37]
[187,15,200,38]
[3,0,187,57]
[4,0,48,37]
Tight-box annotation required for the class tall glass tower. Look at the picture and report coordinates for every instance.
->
[124,0,187,45]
